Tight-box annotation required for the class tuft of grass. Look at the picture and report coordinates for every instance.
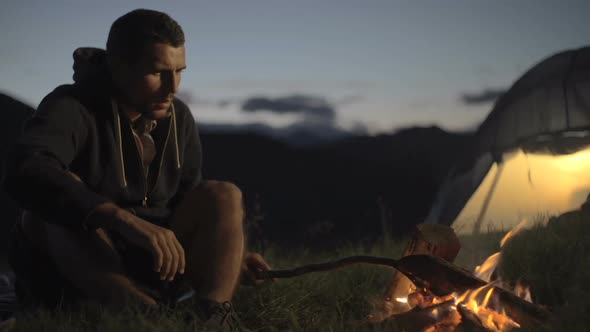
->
[498,210,590,331]
[234,236,407,331]
[11,302,204,332]
[455,231,505,271]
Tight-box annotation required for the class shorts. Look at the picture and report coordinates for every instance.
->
[9,217,179,308]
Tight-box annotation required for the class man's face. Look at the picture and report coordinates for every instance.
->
[112,43,186,119]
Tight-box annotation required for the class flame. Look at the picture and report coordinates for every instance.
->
[482,287,494,307]
[454,286,521,331]
[373,221,535,331]
[430,221,533,331]
[500,219,530,248]
[449,220,535,331]
[474,252,501,281]
[395,297,408,304]
[515,280,532,302]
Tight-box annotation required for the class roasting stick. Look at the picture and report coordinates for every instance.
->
[258,254,551,324]
[259,254,488,296]
[261,255,399,278]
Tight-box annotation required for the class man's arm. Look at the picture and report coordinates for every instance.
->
[88,201,186,280]
[5,95,186,280]
[4,96,110,230]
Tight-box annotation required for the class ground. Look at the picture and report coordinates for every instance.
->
[4,212,590,331]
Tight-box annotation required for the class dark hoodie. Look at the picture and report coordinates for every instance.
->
[4,48,202,230]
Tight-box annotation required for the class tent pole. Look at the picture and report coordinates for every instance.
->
[472,162,505,235]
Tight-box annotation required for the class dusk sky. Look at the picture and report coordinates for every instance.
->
[2,0,589,134]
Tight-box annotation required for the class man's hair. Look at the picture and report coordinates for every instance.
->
[107,9,185,64]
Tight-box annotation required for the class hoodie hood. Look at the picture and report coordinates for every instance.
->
[72,47,110,86]
[70,47,182,189]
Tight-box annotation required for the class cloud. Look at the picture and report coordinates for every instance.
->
[176,90,196,105]
[177,91,240,109]
[217,99,236,108]
[241,94,336,122]
[461,88,506,105]
[335,94,364,106]
[215,79,378,90]
[182,91,363,117]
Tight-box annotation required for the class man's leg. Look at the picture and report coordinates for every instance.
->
[21,212,158,306]
[169,180,245,303]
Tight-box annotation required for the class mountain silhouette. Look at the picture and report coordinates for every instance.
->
[0,93,473,255]
[199,120,358,146]
[199,126,472,248]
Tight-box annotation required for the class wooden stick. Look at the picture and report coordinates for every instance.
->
[260,254,551,324]
[261,254,486,296]
[262,255,398,278]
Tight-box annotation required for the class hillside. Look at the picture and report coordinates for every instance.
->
[199,126,472,247]
[0,93,473,253]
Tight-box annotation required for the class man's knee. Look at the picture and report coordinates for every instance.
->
[201,180,243,210]
[172,181,246,245]
[175,180,244,231]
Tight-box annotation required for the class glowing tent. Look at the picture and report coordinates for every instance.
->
[426,46,590,234]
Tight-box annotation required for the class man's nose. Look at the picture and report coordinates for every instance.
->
[162,71,180,95]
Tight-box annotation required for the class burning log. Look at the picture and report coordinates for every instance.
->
[456,304,494,331]
[383,288,547,332]
[382,224,461,316]
[381,300,460,332]
[484,285,551,326]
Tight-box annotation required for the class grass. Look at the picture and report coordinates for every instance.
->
[6,211,590,331]
[498,211,590,331]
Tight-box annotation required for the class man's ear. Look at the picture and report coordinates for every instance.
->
[107,54,131,83]
[107,54,122,73]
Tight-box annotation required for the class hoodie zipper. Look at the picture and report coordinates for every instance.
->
[112,100,180,206]
[141,167,149,207]
[131,127,149,207]
[140,108,174,207]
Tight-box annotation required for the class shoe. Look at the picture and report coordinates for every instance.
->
[199,300,251,332]
[159,277,195,308]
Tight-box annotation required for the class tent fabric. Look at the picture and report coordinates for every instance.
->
[477,46,590,156]
[520,130,590,155]
[427,46,590,229]
[424,153,494,226]
[451,148,590,234]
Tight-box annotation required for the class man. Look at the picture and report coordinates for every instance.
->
[4,8,268,330]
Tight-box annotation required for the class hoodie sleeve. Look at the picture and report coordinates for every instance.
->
[3,95,110,229]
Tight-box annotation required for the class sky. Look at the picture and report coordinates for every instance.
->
[2,0,589,134]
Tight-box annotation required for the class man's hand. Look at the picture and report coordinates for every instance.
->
[241,252,273,285]
[91,202,185,281]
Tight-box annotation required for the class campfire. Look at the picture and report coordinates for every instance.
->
[371,222,539,331]
[261,223,550,331]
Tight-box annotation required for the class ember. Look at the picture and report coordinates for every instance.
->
[454,285,521,331]
[385,221,542,331]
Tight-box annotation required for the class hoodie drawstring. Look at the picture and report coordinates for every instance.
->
[171,103,181,170]
[111,99,128,188]
[111,100,181,189]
